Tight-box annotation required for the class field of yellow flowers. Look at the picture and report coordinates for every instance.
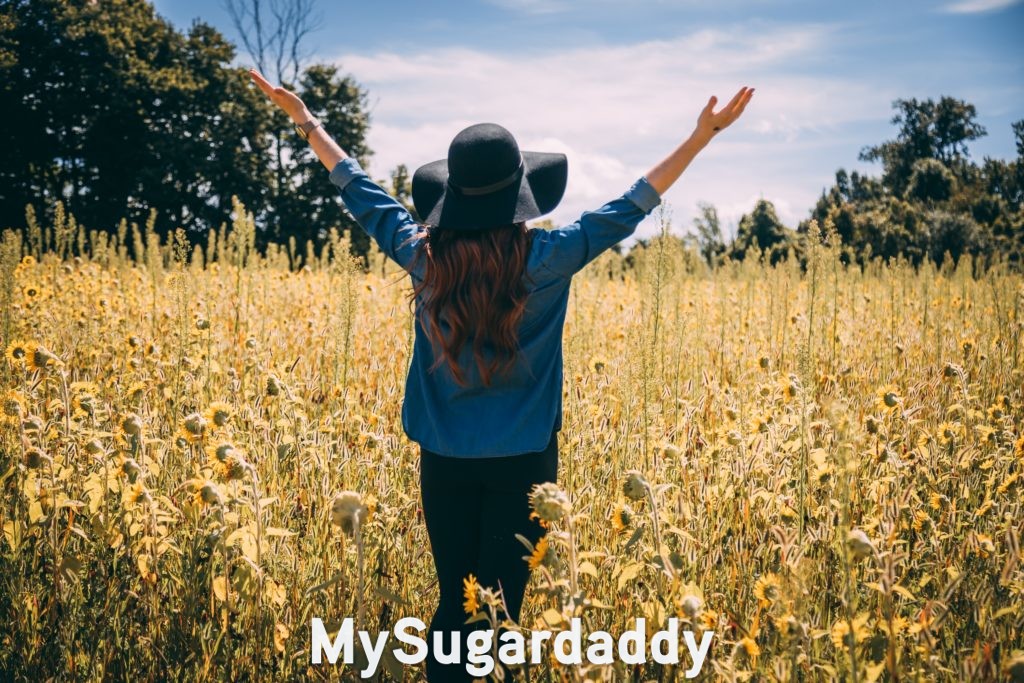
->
[1,202,1023,681]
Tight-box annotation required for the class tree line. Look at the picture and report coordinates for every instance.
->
[682,97,1024,268]
[0,0,390,258]
[2,1,1021,269]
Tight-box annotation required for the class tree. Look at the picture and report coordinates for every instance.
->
[859,96,986,196]
[0,0,274,239]
[730,199,793,263]
[905,158,957,204]
[690,201,725,266]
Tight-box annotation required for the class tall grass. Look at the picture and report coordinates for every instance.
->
[1,199,1022,681]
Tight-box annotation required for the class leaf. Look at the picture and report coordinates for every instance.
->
[891,584,915,601]
[623,526,645,553]
[373,585,410,607]
[263,527,295,537]
[212,575,228,602]
[28,501,45,525]
[541,608,563,627]
[381,647,404,680]
[617,562,643,590]
[577,561,599,578]
[864,662,886,683]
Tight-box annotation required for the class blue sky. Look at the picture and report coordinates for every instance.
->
[153,0,1024,240]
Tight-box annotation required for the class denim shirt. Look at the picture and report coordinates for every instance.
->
[329,157,661,457]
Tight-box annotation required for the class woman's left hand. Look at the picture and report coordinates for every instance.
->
[249,68,311,123]
[695,86,754,140]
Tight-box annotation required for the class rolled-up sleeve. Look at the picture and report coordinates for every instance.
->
[329,158,423,273]
[532,176,662,279]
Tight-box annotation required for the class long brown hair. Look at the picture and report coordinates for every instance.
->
[404,223,533,387]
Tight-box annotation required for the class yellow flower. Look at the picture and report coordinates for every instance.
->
[179,412,208,444]
[831,614,870,650]
[997,471,1019,495]
[611,502,633,534]
[875,384,902,413]
[938,421,963,445]
[22,283,46,302]
[2,390,24,423]
[462,574,481,615]
[124,481,153,509]
[753,573,781,607]
[739,636,760,658]
[527,535,551,570]
[975,424,997,445]
[25,342,62,371]
[204,401,233,428]
[194,479,224,507]
[778,375,798,402]
[5,340,30,366]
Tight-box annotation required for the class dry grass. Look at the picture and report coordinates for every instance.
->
[1,205,1022,681]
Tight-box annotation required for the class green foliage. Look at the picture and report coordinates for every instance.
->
[0,0,373,256]
[793,98,1023,268]
[859,96,986,196]
[905,158,957,204]
[689,201,726,266]
[729,199,796,264]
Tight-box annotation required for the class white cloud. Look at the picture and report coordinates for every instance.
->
[330,22,896,240]
[942,0,1021,13]
[485,0,571,14]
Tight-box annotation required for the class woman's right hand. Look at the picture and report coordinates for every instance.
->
[249,68,312,124]
[695,86,754,141]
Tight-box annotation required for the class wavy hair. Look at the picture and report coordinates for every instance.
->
[403,223,533,387]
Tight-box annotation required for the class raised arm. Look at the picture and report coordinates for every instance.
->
[248,69,423,273]
[533,86,754,279]
[645,86,754,195]
[249,69,347,172]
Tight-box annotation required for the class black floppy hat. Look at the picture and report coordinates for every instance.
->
[411,123,568,231]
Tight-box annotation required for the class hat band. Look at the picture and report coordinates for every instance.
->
[447,158,524,196]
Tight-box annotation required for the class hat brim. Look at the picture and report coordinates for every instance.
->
[411,151,567,231]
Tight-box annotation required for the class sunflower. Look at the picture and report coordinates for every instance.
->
[753,573,781,607]
[462,574,481,614]
[1014,434,1024,459]
[937,421,964,445]
[124,481,153,509]
[874,384,902,413]
[193,479,224,507]
[611,502,633,534]
[204,401,233,428]
[125,382,147,403]
[26,342,62,371]
[179,412,208,444]
[2,390,24,424]
[527,535,552,570]
[22,283,46,303]
[738,636,760,658]
[330,491,369,537]
[778,375,798,402]
[5,340,30,366]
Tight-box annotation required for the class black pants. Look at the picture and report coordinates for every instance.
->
[419,429,558,682]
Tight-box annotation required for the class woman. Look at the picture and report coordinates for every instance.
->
[251,68,752,680]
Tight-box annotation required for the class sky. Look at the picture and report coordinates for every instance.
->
[152,0,1024,242]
